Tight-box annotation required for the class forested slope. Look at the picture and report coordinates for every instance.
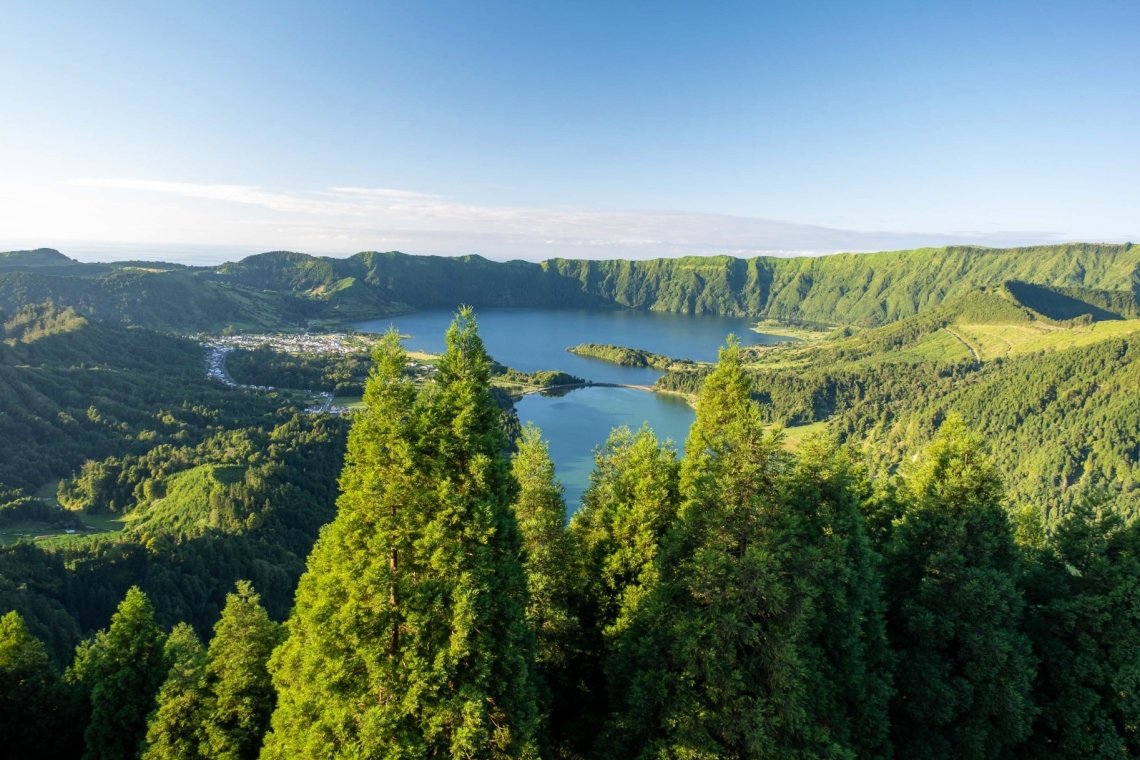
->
[0,305,273,490]
[0,304,348,664]
[657,292,1140,522]
[547,242,1140,322]
[1,243,1136,331]
[6,315,1139,758]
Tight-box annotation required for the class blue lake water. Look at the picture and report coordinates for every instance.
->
[353,308,785,509]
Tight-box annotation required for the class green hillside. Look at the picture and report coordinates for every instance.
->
[1,243,1137,331]
[0,304,278,492]
[0,305,347,662]
[123,464,248,538]
[0,248,76,268]
[548,243,1140,322]
[657,294,1140,521]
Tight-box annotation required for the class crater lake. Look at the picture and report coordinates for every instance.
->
[352,308,787,509]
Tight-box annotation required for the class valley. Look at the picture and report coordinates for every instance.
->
[1,243,1138,756]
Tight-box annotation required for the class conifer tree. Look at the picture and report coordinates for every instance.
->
[783,436,893,757]
[1020,503,1140,757]
[566,424,680,755]
[143,623,209,760]
[570,425,680,637]
[0,610,74,759]
[75,586,169,760]
[885,414,1035,758]
[201,581,281,760]
[263,310,538,758]
[603,337,808,758]
[510,424,581,752]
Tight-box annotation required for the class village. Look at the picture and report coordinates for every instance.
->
[198,332,376,414]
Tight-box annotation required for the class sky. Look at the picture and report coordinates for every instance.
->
[1,0,1137,263]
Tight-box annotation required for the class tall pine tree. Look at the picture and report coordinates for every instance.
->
[201,581,281,760]
[143,623,209,760]
[570,425,680,640]
[72,586,169,760]
[264,310,538,758]
[602,337,809,758]
[568,424,680,754]
[885,414,1036,759]
[782,436,893,757]
[1020,503,1140,757]
[0,610,77,759]
[510,424,582,755]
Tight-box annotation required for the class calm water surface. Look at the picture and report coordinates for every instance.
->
[353,308,785,510]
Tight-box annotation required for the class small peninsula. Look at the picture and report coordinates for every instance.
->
[567,343,694,370]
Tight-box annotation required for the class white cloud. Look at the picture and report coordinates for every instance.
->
[2,177,1099,263]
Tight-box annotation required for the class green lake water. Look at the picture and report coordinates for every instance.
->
[353,308,785,509]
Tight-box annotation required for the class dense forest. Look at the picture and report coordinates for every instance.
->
[2,308,1138,758]
[0,303,347,667]
[1,242,1136,331]
[2,241,1139,757]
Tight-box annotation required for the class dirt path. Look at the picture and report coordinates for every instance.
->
[943,327,981,362]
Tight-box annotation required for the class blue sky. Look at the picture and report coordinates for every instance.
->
[1,1,1137,262]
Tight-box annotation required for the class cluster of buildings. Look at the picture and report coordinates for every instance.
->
[199,333,364,415]
[200,332,368,356]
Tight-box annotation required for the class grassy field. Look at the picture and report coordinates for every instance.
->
[740,316,1140,374]
[953,319,1140,360]
[1,511,126,547]
[897,329,975,363]
[780,421,829,451]
[752,320,836,342]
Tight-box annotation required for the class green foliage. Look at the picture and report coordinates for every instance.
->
[549,243,1140,322]
[200,581,281,760]
[1005,279,1126,322]
[1020,503,1140,757]
[594,343,896,758]
[143,623,209,760]
[75,586,169,760]
[884,416,1036,759]
[0,610,78,758]
[571,426,680,639]
[567,342,689,369]
[0,304,280,495]
[264,313,539,758]
[783,436,894,757]
[601,339,811,757]
[127,463,248,536]
[511,427,577,658]
[1,412,346,664]
[832,333,1140,523]
[3,245,1140,756]
[566,425,680,753]
[492,364,585,391]
[510,425,583,754]
[655,300,1140,521]
[142,585,282,760]
[226,345,373,395]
